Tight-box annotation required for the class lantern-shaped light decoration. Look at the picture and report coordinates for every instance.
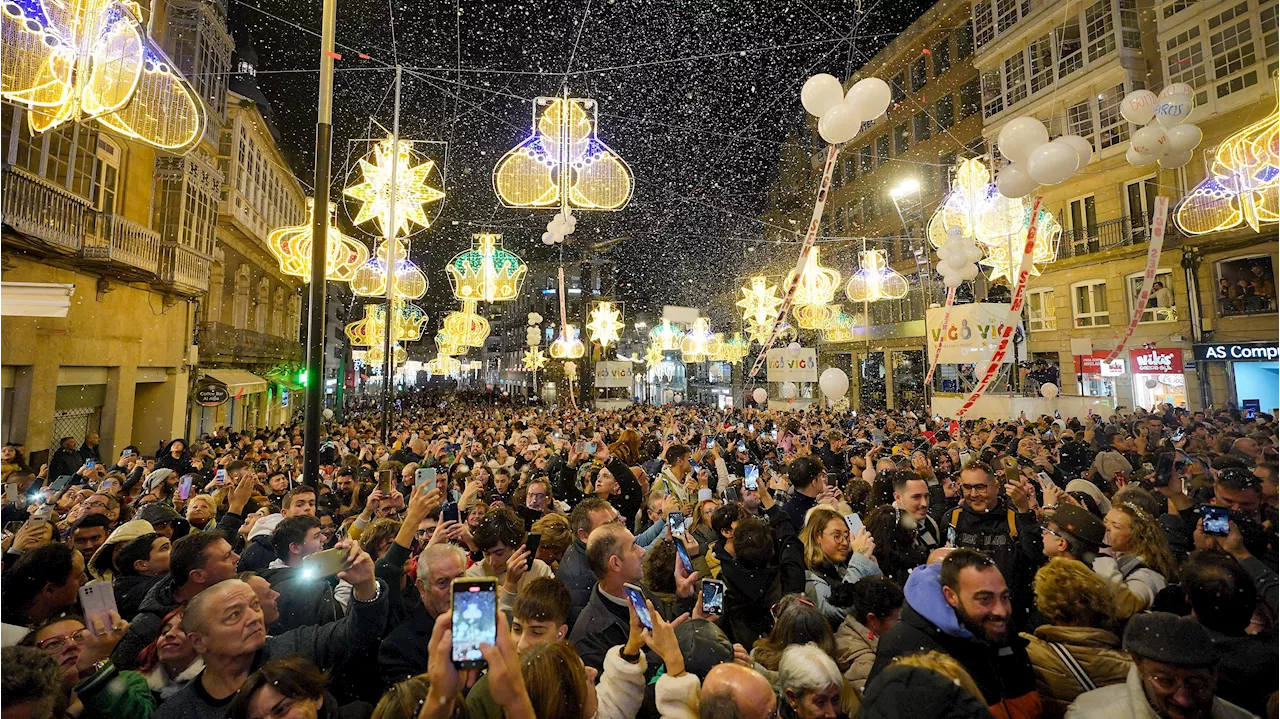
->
[587,302,625,347]
[736,276,784,326]
[649,320,684,351]
[443,301,490,348]
[445,233,528,303]
[522,348,548,371]
[549,324,586,359]
[344,135,446,237]
[493,97,634,211]
[268,198,369,282]
[365,342,408,368]
[351,238,429,299]
[786,247,842,307]
[344,301,429,348]
[680,318,722,362]
[846,250,910,302]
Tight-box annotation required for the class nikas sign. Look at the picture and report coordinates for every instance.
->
[1129,348,1184,374]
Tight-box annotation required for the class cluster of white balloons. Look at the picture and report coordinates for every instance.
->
[526,312,543,347]
[1121,84,1203,169]
[935,227,983,288]
[801,74,892,145]
[541,208,577,245]
[995,117,1092,198]
[780,381,798,399]
[1040,383,1059,398]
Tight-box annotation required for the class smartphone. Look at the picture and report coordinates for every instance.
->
[706,436,715,449]
[584,441,598,454]
[744,465,760,491]
[415,467,437,492]
[946,524,957,548]
[451,578,497,669]
[524,533,541,570]
[667,511,686,538]
[1170,427,1186,444]
[1154,452,1177,488]
[623,582,652,630]
[377,469,394,495]
[3,483,17,502]
[770,429,778,441]
[736,440,747,454]
[178,475,193,500]
[1000,456,1020,484]
[215,468,228,484]
[725,486,740,504]
[32,505,54,523]
[301,547,351,579]
[748,424,755,433]
[442,501,460,524]
[701,578,726,616]
[674,538,694,574]
[50,474,73,492]
[1200,505,1230,536]
[79,580,119,630]
[83,459,95,470]
[1035,472,1055,494]
[843,513,863,536]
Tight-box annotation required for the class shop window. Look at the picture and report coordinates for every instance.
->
[1027,288,1057,331]
[1126,269,1178,323]
[1072,280,1110,327]
[1216,255,1277,316]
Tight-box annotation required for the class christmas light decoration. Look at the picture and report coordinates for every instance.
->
[267,199,369,282]
[713,333,750,364]
[435,331,464,357]
[821,311,859,342]
[737,276,784,326]
[0,0,205,151]
[445,233,528,303]
[365,342,407,368]
[746,319,795,346]
[493,96,633,211]
[350,238,428,299]
[522,348,548,371]
[785,246,842,306]
[792,302,838,330]
[425,355,463,377]
[344,301,429,349]
[549,324,585,359]
[643,343,665,366]
[649,320,684,352]
[586,302,625,347]
[344,135,446,237]
[1174,88,1279,235]
[443,301,490,348]
[846,249,910,302]
[680,318,721,362]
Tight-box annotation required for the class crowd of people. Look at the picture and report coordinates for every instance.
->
[1,392,1276,719]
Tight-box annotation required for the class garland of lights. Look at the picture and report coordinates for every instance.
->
[267,198,370,282]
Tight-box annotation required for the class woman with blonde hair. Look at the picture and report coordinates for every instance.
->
[1096,502,1177,616]
[800,506,880,626]
[1021,558,1131,718]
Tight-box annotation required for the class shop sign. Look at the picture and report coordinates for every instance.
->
[594,361,633,388]
[1130,348,1184,374]
[1078,351,1125,376]
[1193,342,1279,362]
[194,382,230,407]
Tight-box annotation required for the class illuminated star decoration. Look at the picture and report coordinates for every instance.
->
[267,198,369,282]
[350,238,428,299]
[1175,85,1279,235]
[737,276,784,327]
[846,250,910,302]
[445,233,528,303]
[549,324,586,359]
[493,96,634,211]
[344,135,446,237]
[0,0,205,151]
[644,343,665,366]
[522,348,548,371]
[587,302,625,347]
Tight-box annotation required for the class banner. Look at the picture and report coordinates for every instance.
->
[594,361,633,387]
[923,287,957,385]
[925,302,1022,365]
[1130,348,1183,374]
[1104,196,1170,362]
[766,347,818,382]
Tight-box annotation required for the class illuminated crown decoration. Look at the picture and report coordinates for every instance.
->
[649,320,684,351]
[1175,87,1279,235]
[267,199,370,282]
[434,330,464,357]
[737,276,784,326]
[493,96,633,211]
[680,318,721,362]
[792,302,838,330]
[710,333,750,364]
[425,355,463,377]
[846,249,910,302]
[786,247,842,306]
[364,342,407,368]
[548,324,586,359]
[344,136,446,237]
[586,302,625,347]
[445,233,528,303]
[522,348,548,371]
[0,0,205,151]
[443,301,490,348]
[927,158,1061,284]
[821,312,858,343]
[344,301,428,348]
[350,238,428,299]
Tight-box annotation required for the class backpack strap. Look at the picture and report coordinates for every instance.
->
[1115,554,1147,580]
[1045,640,1097,692]
[1007,508,1018,539]
[949,507,962,530]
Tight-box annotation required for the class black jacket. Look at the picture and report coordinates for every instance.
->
[944,501,1042,622]
[605,457,643,530]
[1210,629,1278,716]
[569,587,628,671]
[49,447,83,480]
[258,565,345,634]
[861,665,993,719]
[113,574,163,623]
[112,575,181,669]
[378,601,436,688]
[237,535,276,573]
[559,540,595,626]
[714,541,782,648]
[865,504,940,587]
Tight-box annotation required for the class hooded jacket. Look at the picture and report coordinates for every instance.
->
[154,440,195,477]
[869,563,1042,719]
[714,538,783,648]
[111,574,181,669]
[1021,624,1131,719]
[834,616,878,692]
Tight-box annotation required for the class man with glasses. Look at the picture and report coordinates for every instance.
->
[516,477,553,531]
[1067,611,1253,718]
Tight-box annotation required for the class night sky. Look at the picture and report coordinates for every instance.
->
[235,0,934,320]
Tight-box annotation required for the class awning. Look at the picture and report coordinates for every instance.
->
[200,369,268,395]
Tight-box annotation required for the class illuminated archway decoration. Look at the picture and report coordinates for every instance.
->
[350,238,428,299]
[0,0,205,151]
[737,276,784,326]
[846,249,910,302]
[586,302,625,347]
[425,355,463,377]
[267,198,369,282]
[1174,89,1279,235]
[344,301,428,348]
[549,324,586,359]
[445,233,528,303]
[443,301,490,348]
[493,96,633,211]
[522,348,548,371]
[344,135,446,237]
[785,246,842,306]
[649,320,684,352]
[680,318,721,362]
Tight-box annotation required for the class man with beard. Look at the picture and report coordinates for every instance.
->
[869,549,1041,719]
[864,469,944,586]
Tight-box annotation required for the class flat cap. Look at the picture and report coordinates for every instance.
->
[1123,612,1217,667]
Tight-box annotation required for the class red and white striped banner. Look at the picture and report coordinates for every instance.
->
[923,286,957,385]
[954,197,1044,418]
[748,144,841,378]
[1104,196,1170,363]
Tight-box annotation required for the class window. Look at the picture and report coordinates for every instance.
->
[996,0,1019,33]
[1066,100,1094,147]
[848,199,864,227]
[1097,83,1129,149]
[1163,0,1194,19]
[982,70,1004,118]
[1216,255,1277,316]
[911,56,928,92]
[166,4,232,119]
[956,20,975,59]
[938,151,958,188]
[1027,289,1056,331]
[894,124,910,155]
[1029,35,1054,94]
[859,144,874,173]
[1209,4,1259,99]
[865,193,880,223]
[1165,26,1209,101]
[974,0,995,47]
[1057,19,1084,77]
[1003,52,1028,108]
[843,156,857,184]
[1262,2,1278,60]
[1064,194,1098,251]
[95,136,121,215]
[1072,281,1110,327]
[932,40,951,76]
[1084,0,1116,62]
[959,79,981,119]
[913,111,931,144]
[1125,177,1157,238]
[2,107,97,201]
[1119,0,1141,49]
[1127,269,1178,323]
[935,96,955,131]
[891,72,907,104]
[965,136,988,159]
[876,135,891,167]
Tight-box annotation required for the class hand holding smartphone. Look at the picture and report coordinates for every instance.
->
[674,537,694,574]
[743,465,760,491]
[1200,505,1230,536]
[524,533,541,570]
[415,467,437,493]
[623,583,653,630]
[301,547,351,579]
[79,580,119,631]
[667,511,686,538]
[701,578,725,616]
[451,578,497,668]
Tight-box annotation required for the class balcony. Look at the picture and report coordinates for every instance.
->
[1218,298,1277,318]
[1,165,90,254]
[198,322,303,363]
[157,243,211,296]
[82,213,161,280]
[1058,214,1168,259]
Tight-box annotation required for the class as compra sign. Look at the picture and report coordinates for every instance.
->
[1193,342,1280,362]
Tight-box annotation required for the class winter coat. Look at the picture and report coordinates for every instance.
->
[1208,628,1278,717]
[236,514,284,573]
[142,658,204,702]
[860,664,993,719]
[75,660,155,719]
[944,501,1043,623]
[378,601,436,687]
[869,563,1042,719]
[559,540,595,626]
[154,440,195,477]
[1066,665,1253,719]
[715,540,783,648]
[569,584,692,671]
[833,616,878,692]
[258,562,346,634]
[865,503,941,587]
[1091,555,1166,619]
[1021,624,1131,719]
[804,552,881,628]
[113,574,164,623]
[111,575,181,669]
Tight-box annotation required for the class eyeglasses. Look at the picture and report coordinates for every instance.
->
[823,529,850,544]
[1145,674,1214,696]
[1041,525,1066,541]
[36,628,88,653]
[959,483,990,494]
[82,500,109,509]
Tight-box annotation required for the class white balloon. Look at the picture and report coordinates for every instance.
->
[960,263,980,280]
[752,387,768,404]
[1145,378,1159,389]
[1120,90,1159,125]
[1058,134,1093,170]
[936,243,953,260]
[942,273,961,288]
[801,74,846,118]
[322,408,334,420]
[1159,83,1194,99]
[964,244,985,263]
[996,163,1039,198]
[818,102,863,144]
[1126,146,1158,166]
[997,117,1049,165]
[780,382,798,399]
[1154,93,1192,128]
[1166,124,1202,153]
[542,233,557,245]
[819,367,850,400]
[1040,383,1059,398]
[1158,150,1193,169]
[849,77,892,119]
[787,341,803,356]
[1131,125,1169,157]
[1027,140,1081,185]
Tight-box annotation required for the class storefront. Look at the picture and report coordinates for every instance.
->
[1129,348,1187,410]
[1073,351,1125,400]
[1194,342,1280,415]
